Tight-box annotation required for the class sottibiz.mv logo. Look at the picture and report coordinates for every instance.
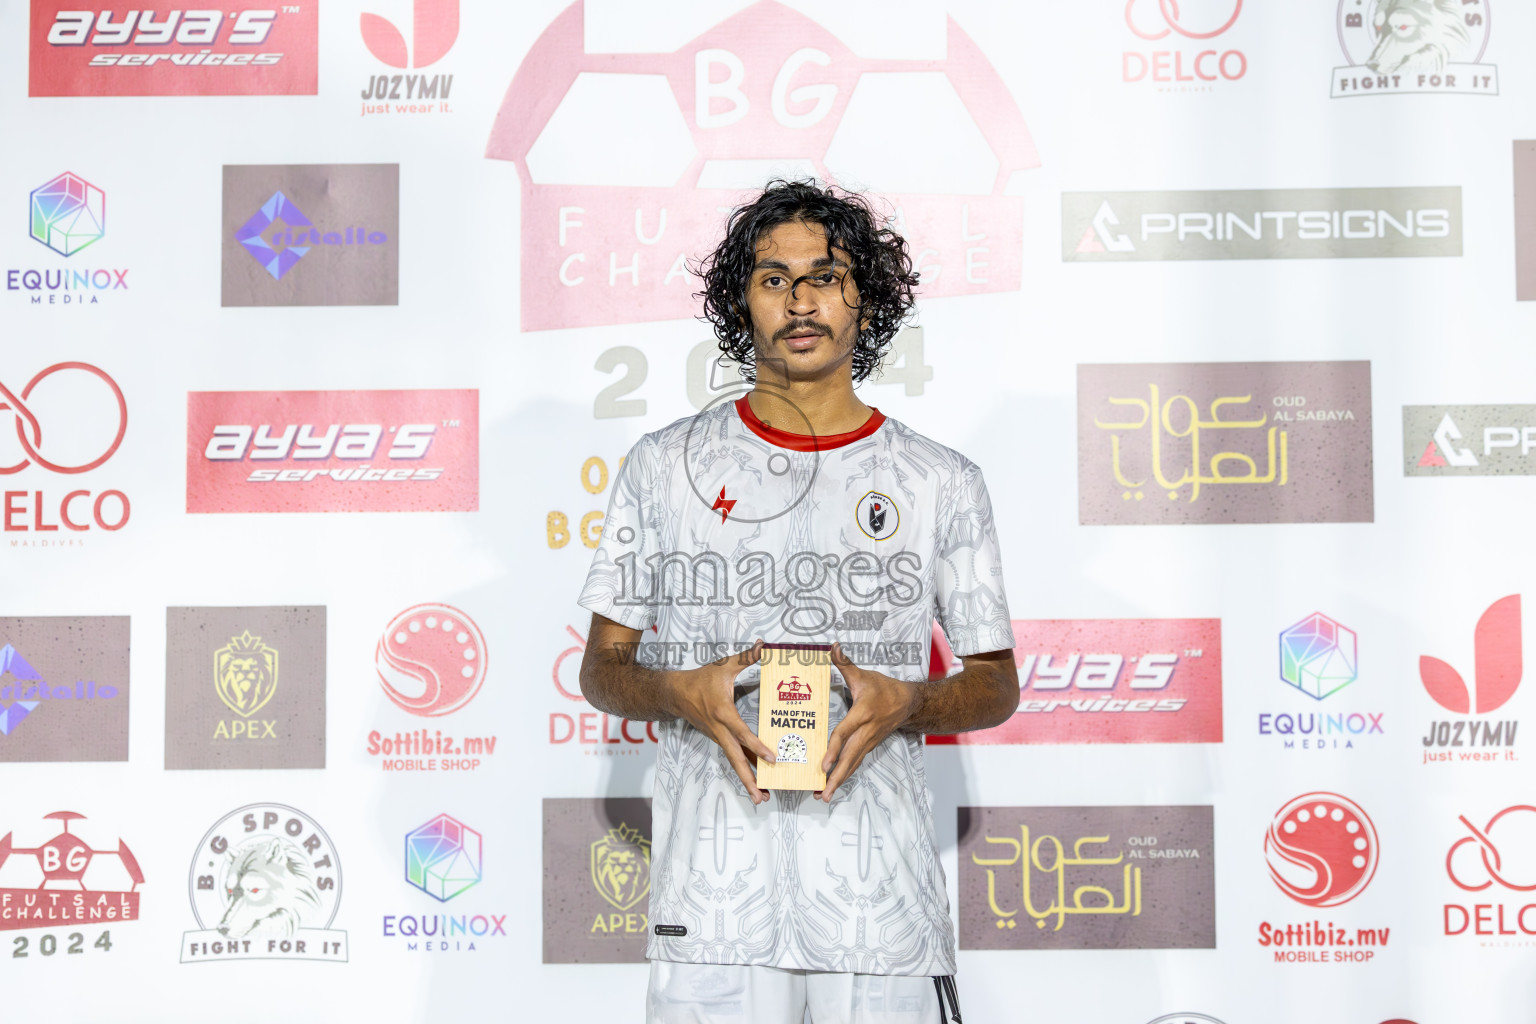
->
[486,0,1040,331]
[29,2,318,97]
[186,389,478,514]
[182,804,345,963]
[1422,595,1521,762]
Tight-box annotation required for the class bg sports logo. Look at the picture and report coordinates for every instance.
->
[485,0,1040,331]
[1331,0,1497,97]
[186,389,477,514]
[182,804,345,962]
[29,2,318,96]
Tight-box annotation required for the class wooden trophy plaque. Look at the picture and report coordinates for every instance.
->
[755,643,832,791]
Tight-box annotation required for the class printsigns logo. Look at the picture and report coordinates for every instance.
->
[1405,406,1536,476]
[221,164,398,307]
[934,618,1222,746]
[1123,0,1247,89]
[544,798,652,962]
[1078,362,1374,526]
[0,811,143,955]
[30,173,104,256]
[182,804,345,962]
[0,618,129,762]
[1064,188,1461,262]
[486,0,1041,331]
[405,815,482,901]
[1281,614,1359,699]
[29,2,319,97]
[957,805,1215,949]
[377,604,487,717]
[591,824,651,913]
[1332,0,1497,97]
[165,607,325,770]
[1265,793,1379,907]
[1421,596,1521,715]
[186,388,478,514]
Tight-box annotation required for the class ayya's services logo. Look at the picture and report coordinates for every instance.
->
[29,2,318,96]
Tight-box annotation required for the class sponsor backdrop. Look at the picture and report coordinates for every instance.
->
[2,0,1533,1021]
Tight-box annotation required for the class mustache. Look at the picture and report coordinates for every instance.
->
[772,319,833,342]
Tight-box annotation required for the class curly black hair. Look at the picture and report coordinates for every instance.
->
[694,179,919,384]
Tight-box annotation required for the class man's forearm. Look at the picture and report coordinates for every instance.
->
[902,658,1018,735]
[579,646,678,722]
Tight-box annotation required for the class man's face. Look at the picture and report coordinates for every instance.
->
[744,219,864,384]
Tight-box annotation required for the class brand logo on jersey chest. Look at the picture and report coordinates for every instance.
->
[855,491,899,541]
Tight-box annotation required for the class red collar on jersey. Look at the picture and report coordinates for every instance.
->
[734,395,886,452]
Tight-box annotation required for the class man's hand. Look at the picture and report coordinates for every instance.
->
[818,642,919,802]
[818,643,1019,803]
[659,639,775,804]
[580,616,775,804]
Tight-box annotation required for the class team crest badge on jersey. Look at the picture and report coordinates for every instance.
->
[856,491,900,541]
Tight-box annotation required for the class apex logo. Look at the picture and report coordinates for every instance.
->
[1421,595,1522,714]
[361,0,458,68]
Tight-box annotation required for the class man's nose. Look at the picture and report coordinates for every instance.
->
[787,279,818,316]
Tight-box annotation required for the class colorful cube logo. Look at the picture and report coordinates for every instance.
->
[30,172,104,256]
[1280,613,1358,700]
[406,814,482,901]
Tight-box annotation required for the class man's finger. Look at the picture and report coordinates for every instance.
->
[820,727,873,802]
[822,717,855,774]
[720,741,766,805]
[731,716,775,764]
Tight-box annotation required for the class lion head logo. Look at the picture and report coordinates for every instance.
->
[1367,0,1471,73]
[590,823,650,912]
[213,630,279,718]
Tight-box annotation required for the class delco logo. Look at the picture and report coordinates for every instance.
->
[187,389,478,514]
[485,0,1041,331]
[29,2,319,96]
[932,618,1223,745]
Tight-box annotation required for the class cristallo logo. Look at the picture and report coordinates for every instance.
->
[1420,595,1522,714]
[591,823,650,912]
[486,0,1041,331]
[213,631,278,719]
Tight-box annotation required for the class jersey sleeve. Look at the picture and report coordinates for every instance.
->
[577,435,661,631]
[934,461,1016,657]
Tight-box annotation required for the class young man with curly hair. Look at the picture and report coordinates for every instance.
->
[578,180,1017,1023]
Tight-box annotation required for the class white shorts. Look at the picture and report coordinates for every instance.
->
[646,960,957,1024]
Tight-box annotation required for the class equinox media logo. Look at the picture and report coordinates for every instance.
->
[30,173,103,256]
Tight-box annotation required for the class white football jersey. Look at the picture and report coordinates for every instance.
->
[579,395,1014,976]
